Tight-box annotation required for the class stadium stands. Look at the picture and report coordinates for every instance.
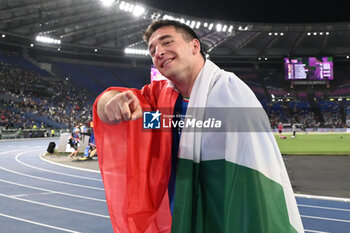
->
[0,57,93,131]
[52,62,105,96]
[1,48,349,138]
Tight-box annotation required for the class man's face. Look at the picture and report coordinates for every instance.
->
[148,26,197,80]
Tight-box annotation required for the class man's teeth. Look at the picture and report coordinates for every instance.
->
[163,59,173,66]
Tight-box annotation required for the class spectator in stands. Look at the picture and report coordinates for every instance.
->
[0,60,93,130]
[68,128,80,158]
[94,19,303,233]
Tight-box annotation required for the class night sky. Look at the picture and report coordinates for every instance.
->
[139,0,349,24]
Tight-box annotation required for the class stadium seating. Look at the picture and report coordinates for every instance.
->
[0,51,51,77]
[1,49,349,134]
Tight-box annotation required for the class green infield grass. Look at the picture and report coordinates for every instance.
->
[274,132,350,155]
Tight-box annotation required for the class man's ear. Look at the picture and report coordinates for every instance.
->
[192,39,201,55]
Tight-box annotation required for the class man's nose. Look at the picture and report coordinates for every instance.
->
[155,46,165,58]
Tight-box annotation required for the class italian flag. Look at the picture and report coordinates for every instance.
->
[93,60,304,233]
[172,60,304,232]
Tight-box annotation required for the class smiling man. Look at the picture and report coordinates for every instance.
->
[93,20,304,233]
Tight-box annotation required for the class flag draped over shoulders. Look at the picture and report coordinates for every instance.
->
[172,60,304,233]
[93,81,178,233]
[93,59,304,233]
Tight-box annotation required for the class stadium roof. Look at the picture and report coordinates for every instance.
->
[0,0,350,64]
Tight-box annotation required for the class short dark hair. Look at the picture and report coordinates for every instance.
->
[143,19,206,59]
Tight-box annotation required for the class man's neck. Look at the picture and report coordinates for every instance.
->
[174,59,205,98]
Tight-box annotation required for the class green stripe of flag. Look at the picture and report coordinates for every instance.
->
[172,159,298,233]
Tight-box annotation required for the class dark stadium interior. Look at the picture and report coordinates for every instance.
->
[1,0,350,130]
[140,0,350,24]
[0,1,349,135]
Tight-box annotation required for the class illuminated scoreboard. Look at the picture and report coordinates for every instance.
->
[284,57,333,81]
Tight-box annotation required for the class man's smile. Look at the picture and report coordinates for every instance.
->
[161,58,174,68]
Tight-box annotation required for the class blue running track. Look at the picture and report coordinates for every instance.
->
[0,139,349,233]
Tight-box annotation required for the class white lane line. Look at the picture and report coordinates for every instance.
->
[12,192,54,197]
[304,230,330,233]
[301,214,350,223]
[15,154,102,182]
[0,212,81,233]
[0,138,56,143]
[298,204,350,212]
[40,153,100,174]
[0,193,109,219]
[0,166,104,191]
[295,193,350,202]
[0,149,30,155]
[0,179,105,202]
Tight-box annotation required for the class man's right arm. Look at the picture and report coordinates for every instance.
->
[96,90,143,125]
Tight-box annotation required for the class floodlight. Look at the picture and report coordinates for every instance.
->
[100,0,115,7]
[35,35,61,44]
[163,14,175,20]
[124,48,149,56]
[127,3,134,13]
[190,21,196,28]
[119,1,126,10]
[133,5,145,17]
[216,24,222,32]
